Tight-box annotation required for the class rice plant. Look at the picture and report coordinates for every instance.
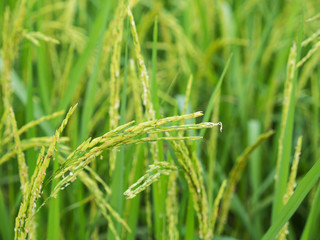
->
[1,0,320,240]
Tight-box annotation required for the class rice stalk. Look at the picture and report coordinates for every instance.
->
[166,170,179,240]
[1,0,28,109]
[124,162,177,199]
[14,105,77,239]
[301,28,320,47]
[128,58,144,123]
[277,136,302,240]
[182,75,193,115]
[77,171,130,240]
[207,90,221,208]
[109,0,126,174]
[305,13,320,22]
[48,112,209,197]
[127,7,155,122]
[2,110,64,145]
[210,180,227,236]
[217,130,274,235]
[272,43,297,222]
[0,137,69,165]
[9,108,28,193]
[23,31,60,46]
[297,41,320,68]
[169,139,210,239]
[209,180,227,234]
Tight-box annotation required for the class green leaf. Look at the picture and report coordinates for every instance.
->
[262,158,320,240]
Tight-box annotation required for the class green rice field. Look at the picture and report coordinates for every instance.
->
[1,0,320,239]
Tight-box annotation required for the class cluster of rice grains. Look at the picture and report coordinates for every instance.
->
[12,103,222,239]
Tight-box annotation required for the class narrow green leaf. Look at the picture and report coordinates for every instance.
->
[47,150,60,240]
[272,11,303,222]
[196,54,232,152]
[57,1,111,112]
[151,16,159,119]
[25,43,36,176]
[301,184,320,240]
[150,16,166,240]
[247,120,263,237]
[262,158,320,240]
[108,10,129,239]
[0,189,12,240]
[36,43,51,114]
[79,32,104,142]
[185,194,194,240]
[125,146,144,240]
[35,0,52,114]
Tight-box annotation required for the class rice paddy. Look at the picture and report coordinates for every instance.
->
[1,0,320,239]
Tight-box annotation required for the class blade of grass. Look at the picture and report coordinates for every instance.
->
[201,54,232,126]
[57,0,111,113]
[217,130,274,234]
[271,42,296,221]
[35,0,52,114]
[207,90,220,209]
[25,43,37,176]
[311,72,320,162]
[36,45,51,114]
[79,28,104,142]
[247,119,263,238]
[124,146,145,240]
[68,109,80,240]
[195,0,208,49]
[301,183,320,240]
[73,3,111,238]
[272,17,303,222]
[196,54,232,151]
[230,195,258,239]
[0,189,12,240]
[151,16,160,119]
[0,56,54,135]
[151,16,166,240]
[125,47,145,240]
[210,180,227,234]
[108,11,129,238]
[262,158,320,240]
[300,72,320,240]
[47,148,60,240]
[14,105,77,239]
[185,194,195,240]
[0,1,3,28]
